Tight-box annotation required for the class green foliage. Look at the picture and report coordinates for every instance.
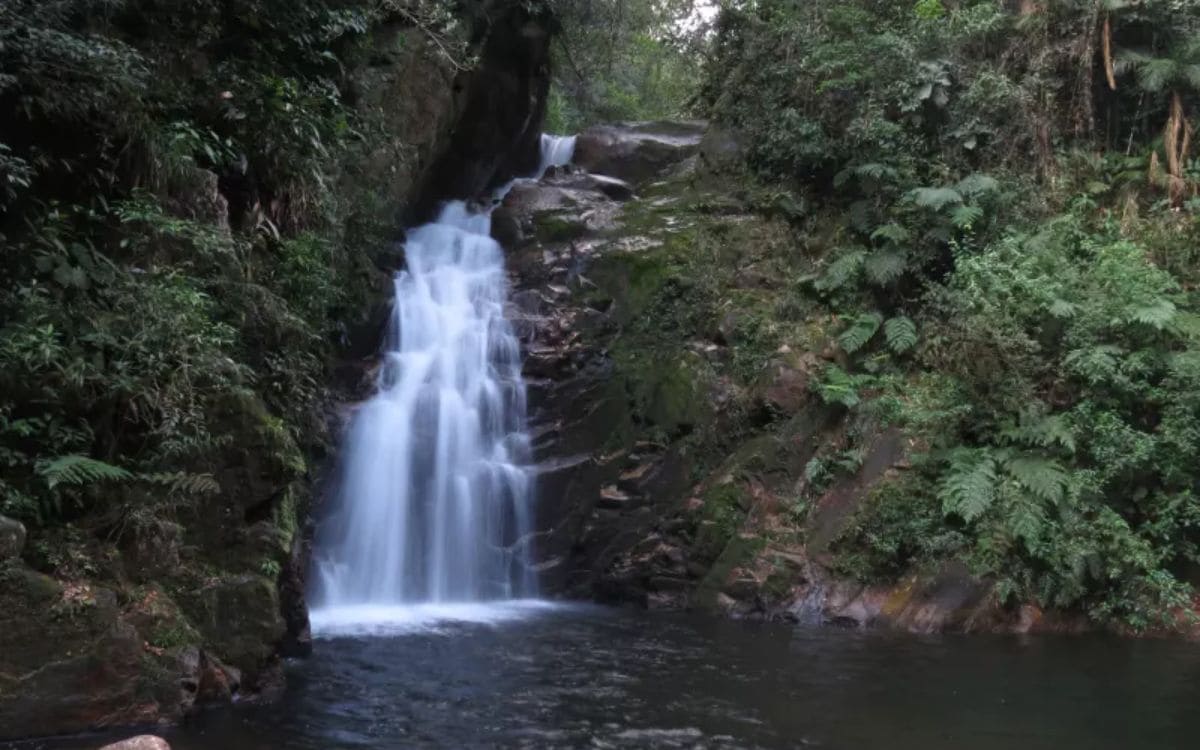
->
[837,312,883,354]
[0,0,419,538]
[883,316,918,354]
[36,455,133,491]
[707,0,1200,628]
[550,0,707,129]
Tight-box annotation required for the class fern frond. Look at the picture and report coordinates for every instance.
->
[863,250,908,285]
[909,186,963,211]
[1047,298,1078,319]
[938,449,997,522]
[955,173,999,197]
[1001,412,1076,453]
[1127,299,1177,330]
[883,316,918,354]
[813,249,866,292]
[838,312,883,354]
[1064,344,1124,383]
[1005,455,1070,504]
[870,222,911,244]
[854,163,898,182]
[1005,493,1046,546]
[37,454,133,489]
[142,471,221,496]
[950,204,984,229]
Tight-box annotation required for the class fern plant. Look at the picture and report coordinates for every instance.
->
[36,455,133,490]
[883,316,918,354]
[837,312,884,354]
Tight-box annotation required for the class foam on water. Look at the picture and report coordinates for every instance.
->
[310,600,562,638]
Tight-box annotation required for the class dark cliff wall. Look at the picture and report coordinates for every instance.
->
[410,1,554,220]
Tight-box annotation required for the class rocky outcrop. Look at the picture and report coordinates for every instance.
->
[412,1,555,218]
[510,121,1069,636]
[572,121,705,184]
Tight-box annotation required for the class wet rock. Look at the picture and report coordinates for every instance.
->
[0,569,170,740]
[178,574,286,678]
[587,174,636,201]
[179,647,241,705]
[756,358,814,414]
[0,514,26,560]
[490,206,523,248]
[99,736,172,750]
[573,121,706,184]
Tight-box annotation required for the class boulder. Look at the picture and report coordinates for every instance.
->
[0,514,25,560]
[99,736,171,750]
[178,574,287,677]
[0,569,172,740]
[573,121,706,184]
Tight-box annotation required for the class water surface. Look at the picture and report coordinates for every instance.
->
[34,605,1200,750]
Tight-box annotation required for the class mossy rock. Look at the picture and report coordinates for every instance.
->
[177,574,286,675]
[620,353,713,437]
[690,482,748,563]
[693,533,766,610]
[533,212,589,244]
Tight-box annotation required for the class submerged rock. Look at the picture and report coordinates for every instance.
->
[99,736,171,750]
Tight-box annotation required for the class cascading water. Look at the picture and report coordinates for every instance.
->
[310,135,575,633]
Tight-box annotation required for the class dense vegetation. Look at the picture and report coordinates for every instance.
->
[0,0,464,573]
[701,0,1200,629]
[546,0,705,131]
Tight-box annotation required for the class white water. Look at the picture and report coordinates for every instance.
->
[310,135,575,633]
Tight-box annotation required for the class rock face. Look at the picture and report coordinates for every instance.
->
[412,1,555,218]
[509,121,1073,636]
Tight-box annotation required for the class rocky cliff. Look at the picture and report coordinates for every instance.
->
[0,5,552,740]
[505,122,1120,638]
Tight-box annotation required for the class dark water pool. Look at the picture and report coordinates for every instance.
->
[18,603,1200,749]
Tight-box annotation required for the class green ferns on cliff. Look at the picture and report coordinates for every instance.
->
[705,0,1200,629]
[0,1,453,555]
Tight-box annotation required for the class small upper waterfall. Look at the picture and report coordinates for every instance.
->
[310,135,574,631]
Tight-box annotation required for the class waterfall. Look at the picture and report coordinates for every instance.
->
[309,134,574,633]
[537,133,577,177]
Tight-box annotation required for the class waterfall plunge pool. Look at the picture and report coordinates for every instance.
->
[30,605,1200,750]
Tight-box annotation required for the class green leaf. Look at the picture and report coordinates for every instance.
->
[955,173,1000,197]
[838,312,883,354]
[813,249,866,292]
[1048,299,1078,319]
[1127,299,1177,330]
[864,250,908,285]
[870,223,911,244]
[883,316,918,354]
[37,455,132,490]
[909,186,963,211]
[1005,455,1070,504]
[950,204,984,229]
[938,449,997,522]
